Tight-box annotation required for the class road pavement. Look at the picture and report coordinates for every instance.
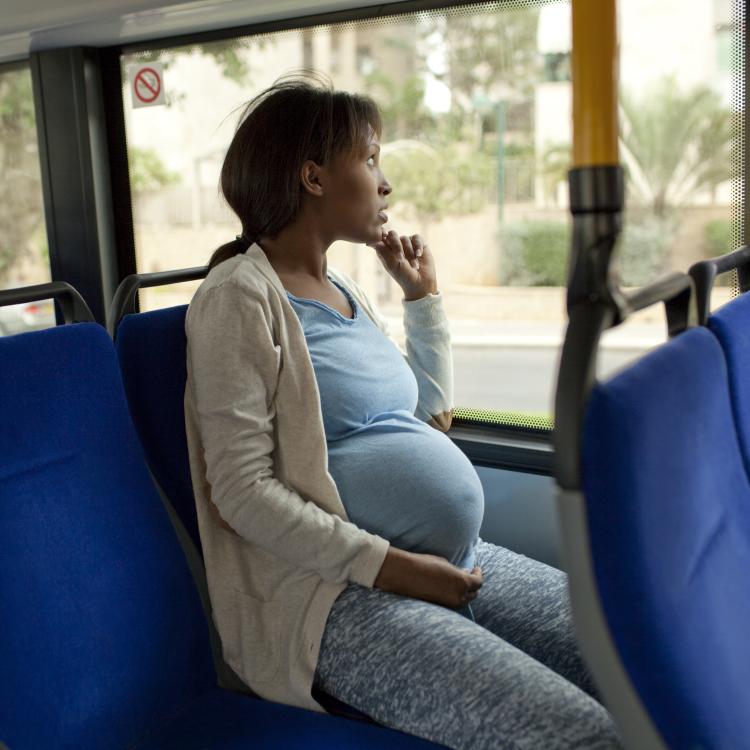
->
[453,345,644,415]
[384,316,667,415]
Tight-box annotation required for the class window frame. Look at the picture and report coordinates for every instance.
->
[0,58,53,297]
[18,0,748,476]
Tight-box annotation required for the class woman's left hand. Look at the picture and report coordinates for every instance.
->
[367,230,438,302]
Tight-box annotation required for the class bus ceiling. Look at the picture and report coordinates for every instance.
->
[0,0,416,65]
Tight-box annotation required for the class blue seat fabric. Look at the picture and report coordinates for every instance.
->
[0,322,439,750]
[708,292,750,479]
[115,306,376,725]
[0,323,215,750]
[133,687,441,749]
[116,305,202,554]
[582,326,750,749]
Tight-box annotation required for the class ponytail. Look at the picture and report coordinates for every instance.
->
[207,234,252,272]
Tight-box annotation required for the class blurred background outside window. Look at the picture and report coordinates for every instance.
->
[0,64,54,336]
[121,0,739,419]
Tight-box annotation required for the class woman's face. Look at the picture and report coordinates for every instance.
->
[321,133,392,245]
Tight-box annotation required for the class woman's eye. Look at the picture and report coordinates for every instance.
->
[367,156,376,167]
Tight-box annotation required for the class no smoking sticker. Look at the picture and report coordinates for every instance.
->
[129,63,165,109]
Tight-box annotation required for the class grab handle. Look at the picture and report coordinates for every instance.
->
[0,281,94,324]
[689,246,750,324]
[108,266,208,338]
[618,272,696,338]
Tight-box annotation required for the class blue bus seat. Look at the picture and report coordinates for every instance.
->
[581,326,750,748]
[114,306,382,724]
[116,305,202,553]
[707,291,750,479]
[0,322,440,750]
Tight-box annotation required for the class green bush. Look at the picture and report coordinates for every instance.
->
[499,221,569,286]
[382,144,493,221]
[498,214,674,288]
[704,218,736,286]
[704,218,734,258]
[616,214,671,287]
[128,146,180,193]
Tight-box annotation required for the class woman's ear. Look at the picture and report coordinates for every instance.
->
[300,160,325,197]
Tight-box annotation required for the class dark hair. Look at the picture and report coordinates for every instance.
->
[208,72,382,271]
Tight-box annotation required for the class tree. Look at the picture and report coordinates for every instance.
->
[128,147,179,193]
[132,37,270,89]
[539,141,570,204]
[0,39,276,286]
[381,140,493,231]
[535,79,735,284]
[620,78,734,217]
[423,7,541,113]
[0,68,45,286]
[363,71,434,139]
[540,79,735,218]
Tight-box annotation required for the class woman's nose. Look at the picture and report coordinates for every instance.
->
[379,178,392,196]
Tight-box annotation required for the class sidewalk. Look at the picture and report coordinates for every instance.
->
[384,316,667,351]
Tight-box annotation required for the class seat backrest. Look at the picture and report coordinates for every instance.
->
[114,305,378,723]
[115,305,202,555]
[707,292,750,479]
[581,326,750,749]
[0,323,215,750]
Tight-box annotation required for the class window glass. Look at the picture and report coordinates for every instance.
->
[121,0,740,421]
[0,64,53,336]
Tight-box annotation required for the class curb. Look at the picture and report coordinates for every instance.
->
[450,336,662,351]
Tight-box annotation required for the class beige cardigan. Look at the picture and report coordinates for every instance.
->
[184,243,454,713]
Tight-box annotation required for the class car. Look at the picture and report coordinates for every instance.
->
[0,298,56,336]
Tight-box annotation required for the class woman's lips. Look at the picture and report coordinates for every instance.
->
[377,211,388,223]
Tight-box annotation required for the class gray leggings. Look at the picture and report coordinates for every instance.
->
[313,539,623,749]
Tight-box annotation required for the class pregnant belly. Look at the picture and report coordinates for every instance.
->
[327,418,485,569]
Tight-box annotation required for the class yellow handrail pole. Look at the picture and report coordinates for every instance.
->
[557,0,625,488]
[571,0,619,167]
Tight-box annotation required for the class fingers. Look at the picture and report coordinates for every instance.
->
[382,231,424,266]
[383,231,407,259]
[412,235,424,258]
[467,566,483,594]
[452,566,482,608]
[400,235,416,267]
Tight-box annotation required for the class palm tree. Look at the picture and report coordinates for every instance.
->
[619,77,735,217]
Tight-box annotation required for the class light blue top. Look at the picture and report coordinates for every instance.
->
[287,275,484,570]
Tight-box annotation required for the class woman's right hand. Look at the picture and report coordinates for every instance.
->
[373,546,483,609]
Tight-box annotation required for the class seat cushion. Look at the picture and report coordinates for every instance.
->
[708,292,750,478]
[133,687,444,749]
[582,326,750,748]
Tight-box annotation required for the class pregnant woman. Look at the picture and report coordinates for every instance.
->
[184,74,622,749]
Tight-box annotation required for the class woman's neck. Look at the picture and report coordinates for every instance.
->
[259,215,331,284]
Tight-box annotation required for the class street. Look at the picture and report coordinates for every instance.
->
[453,344,647,415]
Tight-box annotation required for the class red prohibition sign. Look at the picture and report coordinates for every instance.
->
[134,67,161,104]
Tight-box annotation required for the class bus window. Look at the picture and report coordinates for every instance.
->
[120,0,740,423]
[0,63,54,336]
[597,0,740,378]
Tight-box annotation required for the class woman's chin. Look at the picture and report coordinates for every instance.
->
[369,224,388,244]
[343,223,386,246]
